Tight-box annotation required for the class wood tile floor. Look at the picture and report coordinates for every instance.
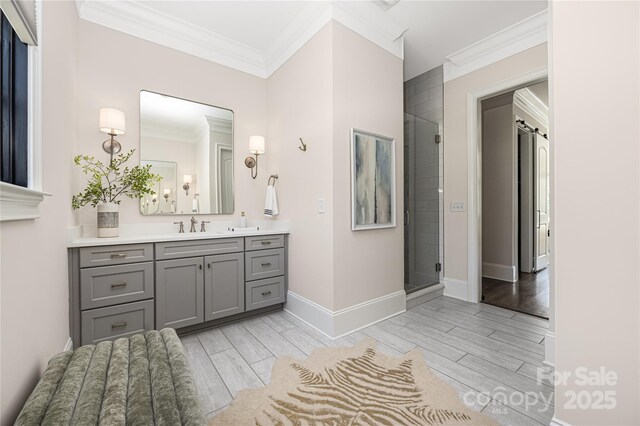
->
[181,296,554,425]
[482,269,550,319]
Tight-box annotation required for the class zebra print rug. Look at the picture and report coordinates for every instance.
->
[209,338,497,425]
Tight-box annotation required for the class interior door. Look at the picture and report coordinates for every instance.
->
[534,133,550,271]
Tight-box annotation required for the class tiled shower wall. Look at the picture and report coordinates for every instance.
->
[404,65,444,286]
[404,66,444,127]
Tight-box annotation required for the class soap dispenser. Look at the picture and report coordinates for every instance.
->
[240,211,247,228]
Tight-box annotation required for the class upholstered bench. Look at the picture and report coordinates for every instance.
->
[15,328,205,425]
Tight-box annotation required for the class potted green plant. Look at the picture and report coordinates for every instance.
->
[72,149,161,237]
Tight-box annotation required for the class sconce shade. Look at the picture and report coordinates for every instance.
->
[99,108,126,135]
[183,174,193,184]
[249,135,265,154]
[163,189,171,195]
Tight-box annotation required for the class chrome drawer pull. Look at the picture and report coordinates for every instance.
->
[261,290,272,296]
[111,283,127,289]
[111,322,127,329]
[260,241,271,245]
[261,262,272,267]
[110,253,127,259]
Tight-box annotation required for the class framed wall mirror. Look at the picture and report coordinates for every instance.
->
[139,90,234,215]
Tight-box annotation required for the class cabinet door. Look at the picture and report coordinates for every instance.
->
[204,253,244,321]
[156,258,204,329]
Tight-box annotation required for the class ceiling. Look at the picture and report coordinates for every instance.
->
[137,1,308,52]
[386,1,547,80]
[79,0,547,81]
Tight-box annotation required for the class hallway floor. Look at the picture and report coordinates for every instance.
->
[183,296,553,425]
[482,269,549,318]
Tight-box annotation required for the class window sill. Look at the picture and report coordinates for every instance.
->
[0,182,51,222]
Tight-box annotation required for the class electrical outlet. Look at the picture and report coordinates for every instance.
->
[318,198,326,214]
[450,202,465,212]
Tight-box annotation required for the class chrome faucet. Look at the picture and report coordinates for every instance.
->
[200,220,210,232]
[174,221,184,233]
[190,216,198,233]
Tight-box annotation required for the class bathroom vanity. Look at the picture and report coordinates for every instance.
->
[68,229,288,348]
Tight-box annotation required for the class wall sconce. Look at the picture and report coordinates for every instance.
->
[99,108,126,163]
[245,135,265,179]
[183,175,192,195]
[163,188,171,202]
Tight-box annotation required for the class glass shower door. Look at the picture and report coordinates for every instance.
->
[404,113,442,293]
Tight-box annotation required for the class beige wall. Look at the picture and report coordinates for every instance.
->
[0,2,79,423]
[267,22,404,311]
[443,43,547,284]
[266,23,335,309]
[481,97,516,271]
[75,20,268,227]
[551,1,640,424]
[331,23,404,310]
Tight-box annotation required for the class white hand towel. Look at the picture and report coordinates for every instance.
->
[264,185,279,217]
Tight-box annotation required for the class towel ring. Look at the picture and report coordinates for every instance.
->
[268,174,279,187]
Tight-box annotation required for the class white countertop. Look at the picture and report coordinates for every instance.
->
[68,221,290,248]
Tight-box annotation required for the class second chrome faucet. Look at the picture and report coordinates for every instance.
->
[174,217,210,233]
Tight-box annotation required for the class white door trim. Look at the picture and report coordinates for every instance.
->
[467,66,548,303]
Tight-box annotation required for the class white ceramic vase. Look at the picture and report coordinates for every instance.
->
[97,202,119,238]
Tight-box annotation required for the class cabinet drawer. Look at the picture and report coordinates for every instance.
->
[155,238,243,260]
[245,248,285,281]
[245,235,284,251]
[80,263,154,310]
[80,244,153,268]
[81,300,154,345]
[246,277,285,311]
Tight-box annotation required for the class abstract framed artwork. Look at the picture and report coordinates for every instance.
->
[351,128,396,231]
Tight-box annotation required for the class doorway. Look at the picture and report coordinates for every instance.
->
[404,113,442,293]
[479,81,550,318]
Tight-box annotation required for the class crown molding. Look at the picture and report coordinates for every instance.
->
[75,0,406,80]
[514,87,549,130]
[330,1,405,60]
[443,10,547,82]
[76,0,267,78]
[140,124,201,143]
[264,1,405,77]
[262,2,333,77]
[206,116,233,136]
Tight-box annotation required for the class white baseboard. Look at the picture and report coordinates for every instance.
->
[543,331,555,367]
[333,291,406,338]
[285,292,335,337]
[284,290,406,339]
[442,277,468,301]
[482,262,517,282]
[63,338,73,352]
[550,416,570,426]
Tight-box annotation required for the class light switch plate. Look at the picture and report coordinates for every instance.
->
[450,202,465,212]
[318,198,326,214]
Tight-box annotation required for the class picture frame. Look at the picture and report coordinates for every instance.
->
[350,128,396,231]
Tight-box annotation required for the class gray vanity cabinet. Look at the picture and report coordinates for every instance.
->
[204,253,244,321]
[155,257,205,329]
[70,234,288,348]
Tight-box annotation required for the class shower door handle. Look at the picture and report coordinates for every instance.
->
[404,210,410,225]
